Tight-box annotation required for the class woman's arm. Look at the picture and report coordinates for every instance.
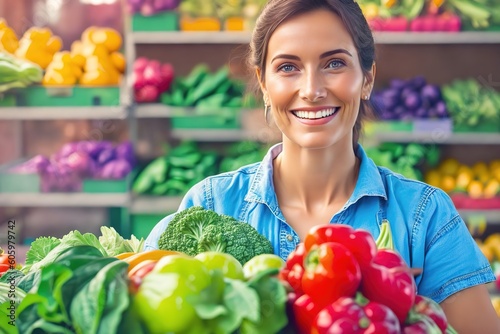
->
[441,284,500,333]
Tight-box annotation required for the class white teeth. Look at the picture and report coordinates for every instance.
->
[293,108,337,119]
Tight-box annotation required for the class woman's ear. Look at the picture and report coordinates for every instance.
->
[255,67,267,98]
[363,62,376,98]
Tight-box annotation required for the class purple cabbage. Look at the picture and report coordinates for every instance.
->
[98,159,132,179]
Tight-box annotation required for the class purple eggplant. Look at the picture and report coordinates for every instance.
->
[421,84,442,105]
[435,101,449,118]
[409,76,426,90]
[404,91,422,111]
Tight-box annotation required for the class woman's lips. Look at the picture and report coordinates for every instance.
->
[291,107,340,125]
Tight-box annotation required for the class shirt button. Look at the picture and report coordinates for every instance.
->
[286,234,294,242]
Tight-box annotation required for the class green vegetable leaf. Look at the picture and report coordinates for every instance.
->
[24,236,61,266]
[0,300,19,334]
[70,259,129,334]
[208,278,260,333]
[98,226,143,256]
[59,231,108,257]
[241,270,288,334]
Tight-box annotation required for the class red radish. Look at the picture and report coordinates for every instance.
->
[143,60,163,87]
[446,14,461,32]
[159,63,175,92]
[135,85,160,103]
[133,71,146,90]
[133,57,149,73]
[384,17,408,31]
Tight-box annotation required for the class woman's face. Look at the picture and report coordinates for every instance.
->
[258,9,374,150]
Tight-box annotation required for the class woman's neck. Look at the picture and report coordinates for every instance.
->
[273,141,360,214]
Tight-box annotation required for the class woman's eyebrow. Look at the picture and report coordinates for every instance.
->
[270,49,353,64]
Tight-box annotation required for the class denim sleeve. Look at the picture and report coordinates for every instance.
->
[415,189,495,303]
[143,179,207,251]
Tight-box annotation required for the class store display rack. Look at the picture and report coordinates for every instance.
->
[1,24,499,238]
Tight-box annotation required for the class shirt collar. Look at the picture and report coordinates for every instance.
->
[246,143,386,208]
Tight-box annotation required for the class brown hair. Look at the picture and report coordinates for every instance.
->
[248,0,376,145]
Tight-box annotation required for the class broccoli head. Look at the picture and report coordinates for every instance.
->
[157,206,274,264]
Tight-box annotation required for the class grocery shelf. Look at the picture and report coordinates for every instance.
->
[371,132,500,145]
[459,210,500,223]
[170,129,256,141]
[131,195,182,214]
[0,193,129,207]
[130,31,252,44]
[373,31,500,44]
[130,31,500,45]
[134,104,230,118]
[0,106,127,120]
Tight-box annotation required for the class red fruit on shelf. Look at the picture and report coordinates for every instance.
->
[133,56,150,73]
[135,84,160,103]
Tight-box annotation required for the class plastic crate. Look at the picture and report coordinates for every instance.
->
[180,16,221,31]
[0,93,17,107]
[170,107,242,129]
[132,11,179,31]
[0,160,40,193]
[453,123,500,133]
[21,85,120,107]
[82,175,131,193]
[131,213,168,239]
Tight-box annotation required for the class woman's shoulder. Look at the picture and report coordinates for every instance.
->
[377,165,456,212]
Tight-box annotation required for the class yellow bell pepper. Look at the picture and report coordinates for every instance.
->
[0,19,19,54]
[15,26,62,69]
[79,67,112,86]
[110,51,126,73]
[88,27,122,53]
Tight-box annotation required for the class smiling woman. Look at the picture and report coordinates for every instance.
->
[144,0,500,332]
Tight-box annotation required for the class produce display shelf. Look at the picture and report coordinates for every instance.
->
[0,193,130,207]
[171,129,255,141]
[459,210,500,223]
[130,195,183,214]
[0,106,127,120]
[134,104,242,118]
[372,132,500,145]
[130,31,500,45]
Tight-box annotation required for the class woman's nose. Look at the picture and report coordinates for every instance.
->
[299,71,327,102]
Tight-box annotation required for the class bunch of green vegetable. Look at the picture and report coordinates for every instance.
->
[20,226,144,274]
[441,78,500,129]
[365,143,440,181]
[444,0,500,30]
[0,51,43,93]
[158,206,274,265]
[219,141,269,173]
[132,141,218,196]
[161,64,245,110]
[0,245,130,334]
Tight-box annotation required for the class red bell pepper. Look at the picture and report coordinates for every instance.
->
[302,242,361,310]
[293,293,323,334]
[280,243,307,295]
[411,295,448,333]
[402,314,442,334]
[360,249,416,324]
[304,224,377,269]
[311,294,401,334]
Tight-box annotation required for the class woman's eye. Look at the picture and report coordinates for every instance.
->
[278,64,296,72]
[327,60,345,69]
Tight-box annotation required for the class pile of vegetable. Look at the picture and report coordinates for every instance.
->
[126,0,180,16]
[58,26,125,86]
[133,57,174,103]
[1,221,288,333]
[441,78,500,130]
[14,26,62,70]
[372,76,449,120]
[161,64,245,109]
[0,18,19,54]
[365,142,440,181]
[425,158,500,199]
[280,224,457,333]
[157,206,274,265]
[0,51,43,93]
[9,140,135,192]
[219,141,268,173]
[132,141,217,196]
[358,0,499,31]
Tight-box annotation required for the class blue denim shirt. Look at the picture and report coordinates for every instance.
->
[145,143,494,303]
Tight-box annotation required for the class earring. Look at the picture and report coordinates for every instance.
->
[363,95,369,100]
[264,104,270,121]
